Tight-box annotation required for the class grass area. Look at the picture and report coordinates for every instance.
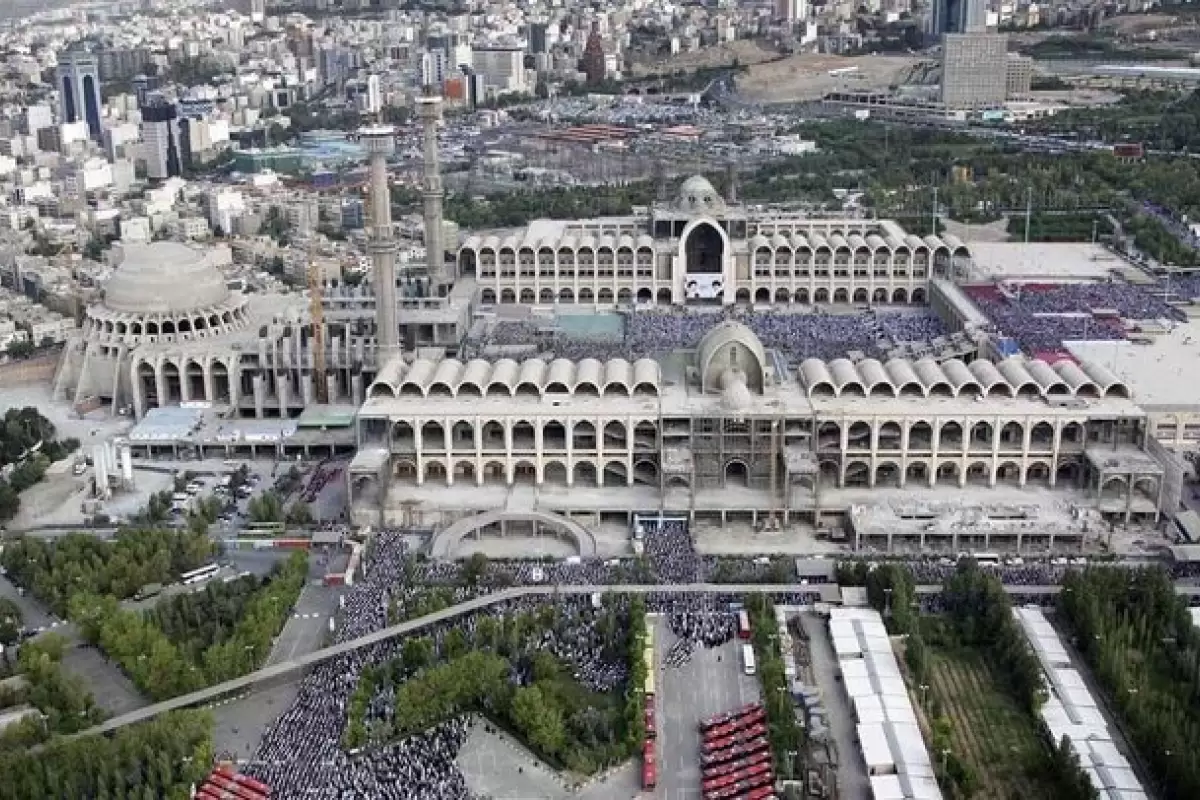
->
[917,647,1055,800]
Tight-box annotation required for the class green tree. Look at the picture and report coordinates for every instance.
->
[511,685,565,756]
[0,598,23,646]
[401,636,434,673]
[462,553,489,587]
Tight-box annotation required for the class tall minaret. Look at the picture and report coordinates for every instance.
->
[416,91,447,286]
[360,125,400,365]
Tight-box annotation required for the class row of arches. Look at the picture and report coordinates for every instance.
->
[131,356,237,409]
[833,458,1078,489]
[392,457,660,487]
[479,285,929,306]
[819,419,1084,452]
[737,287,926,305]
[391,419,659,452]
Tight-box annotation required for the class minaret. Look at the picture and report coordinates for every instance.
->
[416,91,447,286]
[360,125,400,365]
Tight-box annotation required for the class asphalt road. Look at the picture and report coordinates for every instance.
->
[656,615,760,800]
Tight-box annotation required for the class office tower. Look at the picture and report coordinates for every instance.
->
[581,24,606,86]
[420,50,448,90]
[365,75,382,115]
[942,32,1008,109]
[529,22,548,54]
[361,126,399,365]
[140,98,183,179]
[472,45,526,93]
[249,0,266,22]
[56,49,103,141]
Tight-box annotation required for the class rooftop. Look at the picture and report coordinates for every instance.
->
[1066,321,1200,410]
[964,243,1138,283]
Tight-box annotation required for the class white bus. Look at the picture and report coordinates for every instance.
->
[180,563,219,585]
[741,644,756,676]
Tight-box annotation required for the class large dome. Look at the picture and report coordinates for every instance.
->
[104,242,231,315]
[677,175,725,216]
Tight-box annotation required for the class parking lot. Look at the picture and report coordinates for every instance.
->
[655,615,762,800]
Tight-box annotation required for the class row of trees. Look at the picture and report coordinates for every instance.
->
[623,594,648,751]
[899,560,1096,800]
[0,529,214,616]
[0,407,79,524]
[1059,567,1200,797]
[348,595,640,775]
[1004,213,1112,243]
[745,594,804,779]
[70,552,308,701]
[0,709,213,800]
[0,633,106,751]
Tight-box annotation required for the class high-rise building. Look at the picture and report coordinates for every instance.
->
[471,45,526,94]
[930,0,985,38]
[140,98,183,179]
[56,49,103,141]
[775,0,808,22]
[941,32,1008,109]
[365,75,382,115]
[420,50,447,89]
[529,22,548,54]
[581,24,606,86]
[249,0,266,22]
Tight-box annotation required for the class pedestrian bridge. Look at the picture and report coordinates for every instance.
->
[429,510,597,558]
[71,581,1200,737]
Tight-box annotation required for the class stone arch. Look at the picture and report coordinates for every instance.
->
[543,420,567,450]
[735,288,751,304]
[876,461,901,487]
[572,420,597,449]
[513,460,537,485]
[966,460,990,486]
[559,288,574,303]
[598,288,614,304]
[394,458,418,483]
[1133,476,1159,501]
[873,288,888,302]
[500,289,516,304]
[833,288,850,303]
[817,420,841,451]
[1030,421,1054,448]
[429,509,597,559]
[1100,475,1128,501]
[847,421,871,447]
[519,288,535,304]
[573,461,598,486]
[539,288,554,303]
[999,421,1024,447]
[725,458,749,487]
[421,421,445,449]
[796,289,810,304]
[853,288,869,303]
[481,289,497,304]
[511,420,536,450]
[1026,461,1051,487]
[184,358,206,401]
[818,459,840,486]
[970,421,994,447]
[912,288,927,303]
[1056,461,1081,486]
[481,420,505,449]
[482,460,506,482]
[877,421,903,450]
[996,460,1021,486]
[909,421,934,450]
[544,460,568,485]
[452,421,475,447]
[393,421,415,447]
[161,360,182,403]
[603,459,628,486]
[754,287,770,304]
[906,462,929,485]
[637,288,652,303]
[579,288,595,303]
[936,460,961,486]
[425,461,447,483]
[1061,422,1084,444]
[814,288,830,303]
[844,460,870,487]
[775,288,790,303]
[618,288,633,303]
[893,288,908,303]
[657,288,672,304]
[633,458,658,484]
[604,420,627,446]
[211,360,231,405]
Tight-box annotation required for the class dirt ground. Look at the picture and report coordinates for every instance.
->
[630,40,781,77]
[737,53,922,103]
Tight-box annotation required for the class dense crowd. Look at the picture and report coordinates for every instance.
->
[473,307,953,365]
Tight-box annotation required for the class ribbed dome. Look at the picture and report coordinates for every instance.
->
[677,175,725,215]
[104,242,230,314]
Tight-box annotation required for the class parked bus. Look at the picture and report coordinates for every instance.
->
[737,610,751,640]
[180,563,219,585]
[741,643,756,676]
[642,741,657,790]
[644,664,656,698]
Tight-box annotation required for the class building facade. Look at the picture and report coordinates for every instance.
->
[56,50,103,141]
[458,177,970,308]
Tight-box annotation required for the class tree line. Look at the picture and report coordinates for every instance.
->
[69,552,308,701]
[1,529,214,616]
[0,633,106,752]
[346,595,641,776]
[745,594,803,779]
[1059,566,1200,797]
[0,407,79,525]
[0,709,213,800]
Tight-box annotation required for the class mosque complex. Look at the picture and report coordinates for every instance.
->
[52,95,1188,554]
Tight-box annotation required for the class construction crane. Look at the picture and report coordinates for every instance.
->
[308,253,328,404]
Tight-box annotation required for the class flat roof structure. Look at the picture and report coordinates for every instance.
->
[1014,606,1148,800]
[964,243,1139,283]
[829,608,943,799]
[128,406,205,442]
[1067,322,1200,411]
